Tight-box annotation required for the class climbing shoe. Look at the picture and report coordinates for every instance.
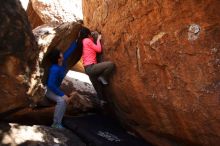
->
[51,123,65,129]
[99,100,107,107]
[98,76,108,85]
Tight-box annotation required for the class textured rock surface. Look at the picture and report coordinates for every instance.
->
[27,0,82,29]
[83,0,220,146]
[0,0,38,114]
[26,0,44,29]
[0,122,86,146]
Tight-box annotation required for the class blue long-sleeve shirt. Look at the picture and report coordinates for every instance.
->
[47,41,77,96]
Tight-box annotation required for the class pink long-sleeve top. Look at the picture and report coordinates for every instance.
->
[82,38,102,66]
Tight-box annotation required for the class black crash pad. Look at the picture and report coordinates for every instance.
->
[63,114,153,146]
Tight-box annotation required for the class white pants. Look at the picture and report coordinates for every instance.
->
[46,88,67,125]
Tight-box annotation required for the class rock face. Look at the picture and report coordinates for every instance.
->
[27,0,83,29]
[0,122,86,146]
[82,0,220,146]
[26,0,44,29]
[0,1,38,114]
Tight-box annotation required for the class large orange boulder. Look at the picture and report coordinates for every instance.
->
[82,0,220,146]
[0,0,38,114]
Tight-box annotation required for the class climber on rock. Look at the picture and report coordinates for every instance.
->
[77,26,115,101]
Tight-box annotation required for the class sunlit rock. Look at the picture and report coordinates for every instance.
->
[27,0,83,28]
[0,122,85,145]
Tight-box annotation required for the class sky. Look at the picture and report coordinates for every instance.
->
[20,0,29,10]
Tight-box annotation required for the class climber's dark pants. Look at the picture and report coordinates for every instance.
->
[84,61,114,99]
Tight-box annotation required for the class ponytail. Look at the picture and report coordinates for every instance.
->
[77,27,91,50]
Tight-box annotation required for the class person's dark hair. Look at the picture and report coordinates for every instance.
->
[49,48,61,64]
[77,27,91,50]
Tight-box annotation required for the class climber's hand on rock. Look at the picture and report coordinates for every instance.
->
[98,34,102,41]
[63,95,71,104]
